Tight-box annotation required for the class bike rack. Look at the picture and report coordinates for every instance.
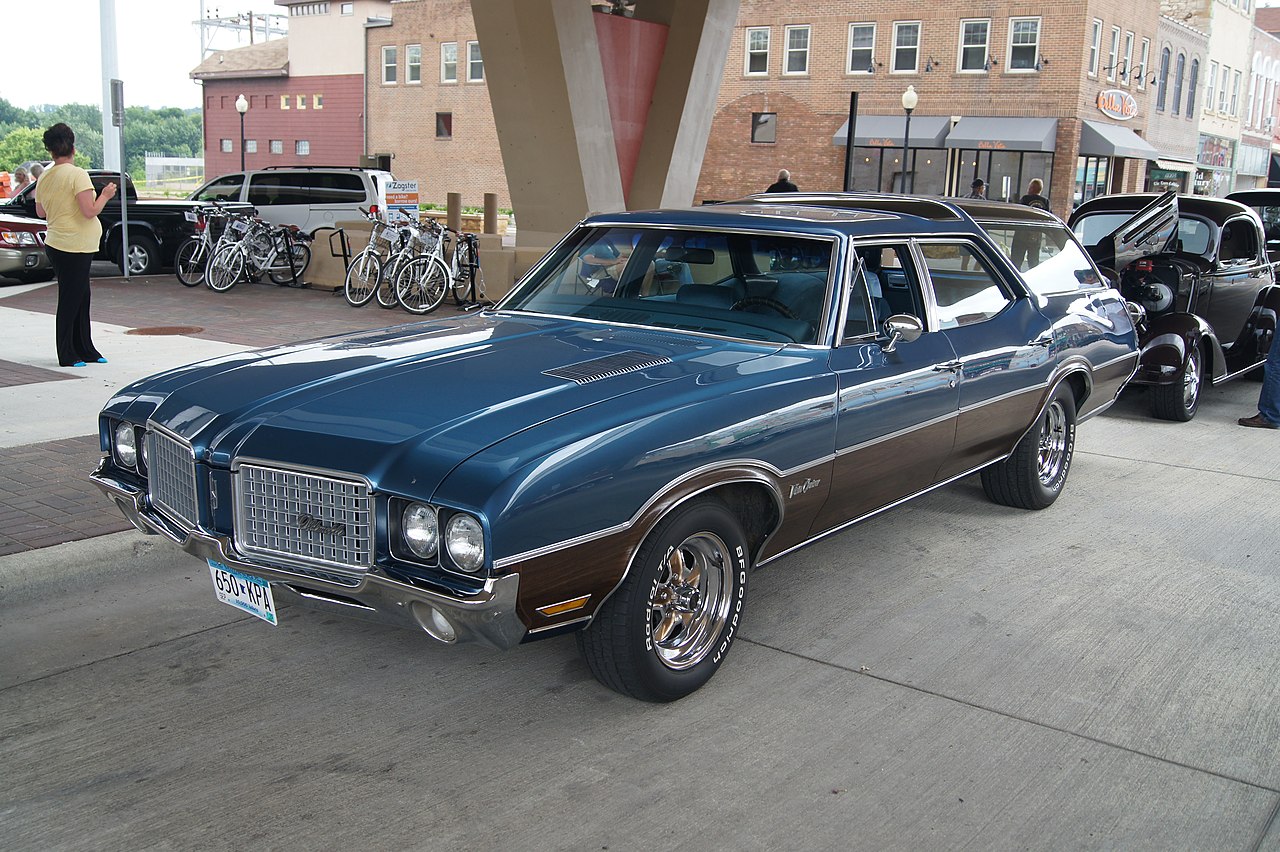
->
[327,228,352,296]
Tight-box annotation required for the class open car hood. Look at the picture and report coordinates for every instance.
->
[1077,190,1178,271]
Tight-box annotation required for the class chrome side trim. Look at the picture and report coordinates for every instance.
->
[834,409,959,458]
[957,381,1047,415]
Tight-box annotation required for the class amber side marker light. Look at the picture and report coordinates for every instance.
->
[536,595,592,617]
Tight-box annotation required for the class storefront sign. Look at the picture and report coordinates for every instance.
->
[977,140,1009,150]
[1096,89,1138,121]
[1196,135,1235,170]
[867,137,897,147]
[386,180,420,223]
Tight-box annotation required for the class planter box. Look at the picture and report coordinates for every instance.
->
[420,210,509,236]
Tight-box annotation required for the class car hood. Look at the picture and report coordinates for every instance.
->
[1072,190,1178,271]
[112,313,779,492]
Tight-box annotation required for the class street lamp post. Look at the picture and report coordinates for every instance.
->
[235,93,249,171]
[900,85,918,194]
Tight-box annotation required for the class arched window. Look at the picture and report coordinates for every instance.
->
[1172,53,1186,115]
[1156,47,1171,111]
[1187,59,1199,119]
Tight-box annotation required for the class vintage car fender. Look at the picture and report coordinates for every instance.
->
[1133,313,1220,385]
[1230,285,1280,361]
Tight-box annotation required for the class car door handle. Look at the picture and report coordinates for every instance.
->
[932,360,963,372]
[1029,333,1053,348]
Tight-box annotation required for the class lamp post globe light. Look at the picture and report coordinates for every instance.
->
[901,85,918,194]
[235,93,249,171]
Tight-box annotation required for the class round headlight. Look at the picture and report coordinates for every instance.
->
[402,502,439,560]
[114,422,138,468]
[445,513,485,573]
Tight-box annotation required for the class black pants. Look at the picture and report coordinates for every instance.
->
[46,245,101,366]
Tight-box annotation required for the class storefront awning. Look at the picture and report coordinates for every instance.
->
[1153,158,1196,174]
[1078,120,1159,160]
[832,115,951,148]
[944,117,1057,152]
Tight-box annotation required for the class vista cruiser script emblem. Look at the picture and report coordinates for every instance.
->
[295,513,347,538]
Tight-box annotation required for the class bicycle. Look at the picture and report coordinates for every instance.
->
[207,217,313,292]
[450,229,488,308]
[173,204,234,287]
[395,222,487,314]
[342,209,404,309]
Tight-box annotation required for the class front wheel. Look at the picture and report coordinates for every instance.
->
[120,234,161,276]
[1150,344,1203,421]
[206,245,244,292]
[981,384,1077,510]
[343,250,383,307]
[396,256,449,314]
[174,238,208,287]
[577,499,749,702]
[268,242,311,285]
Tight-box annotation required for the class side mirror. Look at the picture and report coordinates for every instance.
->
[881,314,923,353]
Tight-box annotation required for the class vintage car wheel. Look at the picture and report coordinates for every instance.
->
[981,384,1077,511]
[1150,344,1203,422]
[577,499,749,702]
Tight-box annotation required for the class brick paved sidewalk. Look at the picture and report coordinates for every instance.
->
[0,274,476,557]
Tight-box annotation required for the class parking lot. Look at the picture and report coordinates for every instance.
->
[0,274,1277,850]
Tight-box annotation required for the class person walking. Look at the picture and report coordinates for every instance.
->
[965,179,987,199]
[1019,178,1049,210]
[766,169,798,193]
[1239,342,1280,429]
[34,123,115,368]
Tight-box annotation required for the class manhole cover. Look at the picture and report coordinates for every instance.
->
[125,326,204,336]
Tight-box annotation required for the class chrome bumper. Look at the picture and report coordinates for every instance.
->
[90,461,527,650]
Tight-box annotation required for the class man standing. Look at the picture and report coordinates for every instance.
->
[1020,178,1049,210]
[965,179,986,199]
[1239,342,1280,429]
[766,169,798,193]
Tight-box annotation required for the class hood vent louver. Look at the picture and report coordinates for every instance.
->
[544,351,672,385]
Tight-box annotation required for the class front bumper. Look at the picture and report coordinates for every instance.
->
[91,460,527,650]
[0,246,51,279]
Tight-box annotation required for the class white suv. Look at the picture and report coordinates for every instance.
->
[190,167,396,233]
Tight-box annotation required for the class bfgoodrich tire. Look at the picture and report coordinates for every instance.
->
[981,384,1077,510]
[577,499,749,701]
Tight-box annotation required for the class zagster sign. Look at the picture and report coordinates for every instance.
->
[1096,89,1138,120]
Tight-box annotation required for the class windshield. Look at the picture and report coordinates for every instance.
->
[979,222,1103,295]
[501,226,834,345]
[1073,212,1213,257]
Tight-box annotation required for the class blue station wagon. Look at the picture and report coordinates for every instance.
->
[92,195,1139,701]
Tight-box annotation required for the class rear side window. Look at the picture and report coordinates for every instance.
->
[918,242,1014,328]
[247,173,310,206]
[300,172,366,204]
[981,222,1104,295]
[192,175,243,202]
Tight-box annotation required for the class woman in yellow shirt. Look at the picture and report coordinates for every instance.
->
[35,123,117,367]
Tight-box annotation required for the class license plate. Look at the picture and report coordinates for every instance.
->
[208,559,277,625]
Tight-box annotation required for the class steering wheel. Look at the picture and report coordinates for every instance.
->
[731,297,796,319]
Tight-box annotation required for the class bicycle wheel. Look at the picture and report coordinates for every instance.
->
[451,240,475,303]
[206,245,244,292]
[344,249,383,307]
[174,238,208,287]
[268,242,312,286]
[375,269,400,309]
[396,256,449,314]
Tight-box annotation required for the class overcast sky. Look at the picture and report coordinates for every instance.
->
[5,0,285,111]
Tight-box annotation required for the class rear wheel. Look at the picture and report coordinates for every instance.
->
[268,242,311,285]
[206,245,244,292]
[577,499,749,702]
[1150,344,1203,422]
[343,249,382,306]
[174,238,207,287]
[982,384,1077,510]
[396,256,449,314]
[120,234,161,276]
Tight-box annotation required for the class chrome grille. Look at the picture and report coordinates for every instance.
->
[235,463,373,572]
[147,428,199,529]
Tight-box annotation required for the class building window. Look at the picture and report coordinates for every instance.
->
[893,22,920,73]
[340,2,353,14]
[290,2,329,15]
[1187,59,1198,118]
[313,94,323,109]
[407,44,422,84]
[1231,69,1241,116]
[1218,65,1230,112]
[1172,53,1185,115]
[296,140,310,156]
[1157,48,1170,111]
[958,20,989,72]
[441,43,457,83]
[1206,60,1218,111]
[296,94,307,110]
[784,25,810,75]
[220,138,233,153]
[1008,18,1039,71]
[1122,32,1134,86]
[751,112,776,144]
[467,41,484,82]
[270,140,283,155]
[382,46,397,84]
[1088,20,1101,77]
[847,24,875,75]
[1106,26,1120,82]
[1137,38,1150,90]
[436,112,453,139]
[745,27,769,75]
[280,95,290,110]
[245,140,257,154]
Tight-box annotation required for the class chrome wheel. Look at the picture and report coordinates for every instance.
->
[649,532,732,671]
[1036,399,1069,487]
[1181,347,1201,411]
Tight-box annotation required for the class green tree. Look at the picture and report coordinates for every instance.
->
[0,127,47,171]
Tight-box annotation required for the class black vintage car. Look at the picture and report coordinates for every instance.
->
[1069,192,1279,421]
[1227,189,1280,267]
